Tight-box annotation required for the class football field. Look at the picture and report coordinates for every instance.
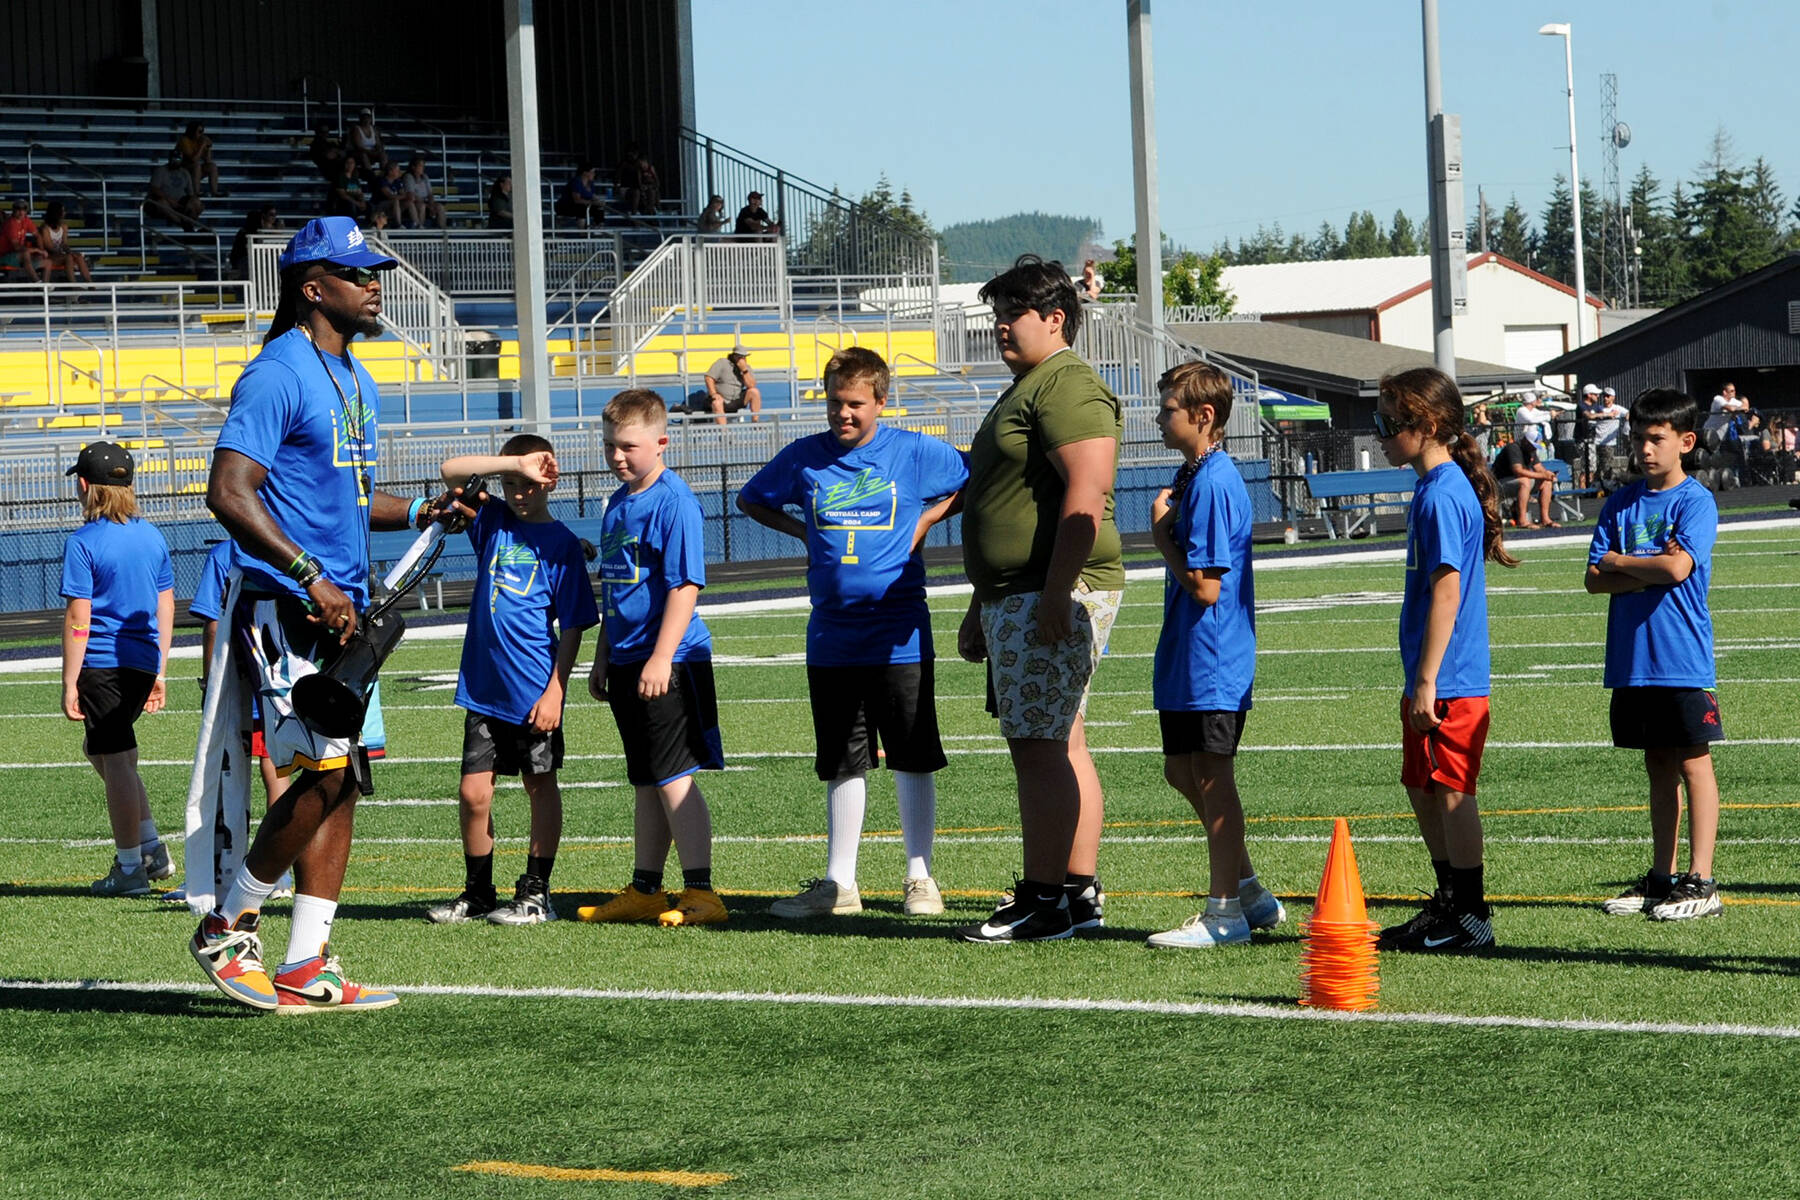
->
[4,522,1799,1198]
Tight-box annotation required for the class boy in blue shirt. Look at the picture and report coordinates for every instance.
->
[426,435,599,926]
[738,348,968,919]
[579,389,726,927]
[1143,363,1285,948]
[1585,388,1724,921]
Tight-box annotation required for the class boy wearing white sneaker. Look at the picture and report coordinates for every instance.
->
[738,348,967,919]
[1144,364,1284,949]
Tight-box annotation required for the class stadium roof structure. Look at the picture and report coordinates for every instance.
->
[1170,320,1536,397]
[1222,252,1604,318]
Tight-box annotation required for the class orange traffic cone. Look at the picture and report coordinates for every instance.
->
[1299,817,1380,1012]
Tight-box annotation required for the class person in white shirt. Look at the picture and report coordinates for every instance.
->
[1703,382,1749,442]
[1592,386,1630,489]
[1516,393,1555,449]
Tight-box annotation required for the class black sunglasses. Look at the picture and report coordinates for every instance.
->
[322,265,380,287]
[1371,412,1411,439]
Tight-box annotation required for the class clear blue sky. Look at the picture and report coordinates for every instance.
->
[693,0,1797,257]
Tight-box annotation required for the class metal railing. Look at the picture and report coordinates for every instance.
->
[373,230,623,298]
[139,220,224,281]
[25,144,111,246]
[590,235,789,371]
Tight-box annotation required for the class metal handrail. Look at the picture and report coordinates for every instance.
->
[26,143,110,244]
[123,374,229,438]
[889,352,982,404]
[53,329,106,420]
[295,75,345,137]
[139,218,224,282]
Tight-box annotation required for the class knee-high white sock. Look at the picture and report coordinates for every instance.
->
[284,894,338,965]
[825,773,867,887]
[893,770,936,879]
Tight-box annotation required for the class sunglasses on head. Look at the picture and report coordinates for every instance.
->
[322,265,380,286]
[1371,412,1410,439]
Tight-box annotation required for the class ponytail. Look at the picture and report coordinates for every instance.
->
[1449,432,1520,568]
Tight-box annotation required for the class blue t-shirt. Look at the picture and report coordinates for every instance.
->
[1399,461,1489,699]
[597,470,711,664]
[738,426,969,666]
[1587,475,1717,688]
[456,503,601,724]
[214,327,378,607]
[60,517,174,673]
[1153,451,1256,713]
[189,539,234,623]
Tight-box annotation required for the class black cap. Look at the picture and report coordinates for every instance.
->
[66,440,134,485]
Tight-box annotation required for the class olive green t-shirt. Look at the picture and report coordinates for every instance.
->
[962,348,1124,600]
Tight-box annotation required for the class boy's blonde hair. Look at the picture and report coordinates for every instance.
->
[1157,361,1234,431]
[823,347,890,401]
[603,388,667,432]
[80,482,138,523]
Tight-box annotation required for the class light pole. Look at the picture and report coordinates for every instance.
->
[1539,22,1586,348]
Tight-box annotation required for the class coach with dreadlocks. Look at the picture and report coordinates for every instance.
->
[185,216,436,1013]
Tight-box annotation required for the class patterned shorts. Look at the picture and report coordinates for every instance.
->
[981,586,1124,741]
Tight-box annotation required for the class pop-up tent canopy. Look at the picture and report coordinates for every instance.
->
[1256,385,1332,422]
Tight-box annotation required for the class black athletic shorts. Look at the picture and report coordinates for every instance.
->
[1158,709,1248,757]
[808,661,948,781]
[78,666,156,755]
[606,657,724,786]
[462,710,564,777]
[1610,687,1723,750]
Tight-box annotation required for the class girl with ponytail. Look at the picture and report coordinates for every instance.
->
[1370,366,1518,954]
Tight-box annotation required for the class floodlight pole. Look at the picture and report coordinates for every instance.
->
[1127,0,1162,329]
[504,0,552,431]
[1421,0,1455,378]
[1540,22,1586,348]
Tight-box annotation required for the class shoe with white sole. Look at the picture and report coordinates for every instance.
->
[1147,910,1253,949]
[902,876,944,916]
[769,878,861,919]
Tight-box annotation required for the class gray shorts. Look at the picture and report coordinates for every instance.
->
[980,586,1124,741]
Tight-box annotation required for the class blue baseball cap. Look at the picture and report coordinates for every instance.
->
[277,216,397,271]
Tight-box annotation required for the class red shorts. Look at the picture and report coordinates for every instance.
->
[250,728,267,759]
[1399,694,1490,796]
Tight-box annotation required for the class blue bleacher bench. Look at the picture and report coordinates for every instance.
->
[1301,468,1418,539]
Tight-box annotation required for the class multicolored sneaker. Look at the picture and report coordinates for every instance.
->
[576,883,671,923]
[425,889,499,925]
[487,875,558,926]
[141,841,175,881]
[272,946,399,1014]
[189,911,278,1011]
[659,887,729,927]
[1601,873,1664,916]
[92,858,151,897]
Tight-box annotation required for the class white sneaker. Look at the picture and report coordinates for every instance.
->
[769,878,862,919]
[1146,910,1252,949]
[1241,886,1287,931]
[903,876,944,915]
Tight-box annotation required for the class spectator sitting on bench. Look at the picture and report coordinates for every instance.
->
[145,154,204,231]
[697,194,726,234]
[346,108,390,176]
[400,158,447,230]
[175,121,226,199]
[557,165,602,228]
[1,199,46,282]
[308,122,347,180]
[370,162,407,227]
[487,174,513,231]
[229,206,280,279]
[1491,429,1559,529]
[324,156,370,223]
[38,202,92,284]
[688,345,762,425]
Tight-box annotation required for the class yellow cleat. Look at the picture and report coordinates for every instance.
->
[658,887,728,927]
[576,885,671,923]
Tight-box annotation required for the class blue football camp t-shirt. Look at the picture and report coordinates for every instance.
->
[456,502,601,724]
[1153,450,1256,713]
[1587,475,1717,688]
[214,327,378,608]
[597,470,711,664]
[60,517,174,673]
[738,425,969,666]
[189,538,234,623]
[1399,461,1489,699]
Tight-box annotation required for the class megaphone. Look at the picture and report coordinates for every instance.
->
[291,606,406,739]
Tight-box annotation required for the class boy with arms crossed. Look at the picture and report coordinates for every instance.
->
[427,436,598,926]
[738,348,967,918]
[580,390,726,927]
[1586,388,1724,920]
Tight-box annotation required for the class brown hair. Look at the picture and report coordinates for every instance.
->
[823,346,890,400]
[1378,367,1519,568]
[603,388,667,431]
[80,481,139,523]
[1157,361,1234,435]
[500,432,554,457]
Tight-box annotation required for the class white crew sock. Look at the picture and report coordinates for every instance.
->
[285,894,338,965]
[824,773,867,887]
[138,818,162,850]
[893,770,936,879]
[116,845,144,873]
[219,868,279,925]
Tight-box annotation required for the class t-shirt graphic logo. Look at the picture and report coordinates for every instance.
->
[1624,512,1674,556]
[597,527,641,585]
[489,541,541,613]
[814,470,897,531]
[330,396,376,505]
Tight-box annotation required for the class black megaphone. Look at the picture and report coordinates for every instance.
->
[290,606,406,739]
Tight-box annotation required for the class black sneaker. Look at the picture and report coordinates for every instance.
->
[958,892,1075,944]
[1375,888,1450,951]
[1600,872,1669,916]
[1648,874,1722,921]
[1390,907,1495,954]
[425,888,499,925]
[488,875,558,926]
[1068,877,1105,932]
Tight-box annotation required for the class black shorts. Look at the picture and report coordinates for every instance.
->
[1610,687,1723,750]
[462,710,564,777]
[78,666,156,755]
[808,661,948,781]
[1158,709,1248,757]
[606,658,724,786]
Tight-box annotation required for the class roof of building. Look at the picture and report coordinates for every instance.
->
[1221,252,1602,317]
[1171,319,1536,396]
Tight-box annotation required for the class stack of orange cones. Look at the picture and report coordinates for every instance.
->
[1299,817,1381,1012]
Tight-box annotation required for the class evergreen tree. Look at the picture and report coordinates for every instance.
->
[1496,195,1534,265]
[1388,210,1420,256]
[1308,220,1344,260]
[1343,210,1384,258]
[1538,174,1575,285]
[1105,235,1235,314]
[1685,135,1767,291]
[1745,156,1789,260]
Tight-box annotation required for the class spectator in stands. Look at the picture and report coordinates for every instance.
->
[614,145,645,213]
[1492,429,1559,529]
[145,153,204,231]
[1703,381,1751,448]
[1592,386,1630,490]
[697,194,726,234]
[308,122,347,180]
[401,157,447,230]
[735,190,780,235]
[37,201,92,284]
[1,199,45,282]
[631,156,660,215]
[324,156,370,223]
[487,173,513,230]
[370,162,407,227]
[176,121,226,198]
[346,108,389,176]
[1468,401,1493,455]
[229,206,280,279]
[557,164,602,228]
[1515,391,1555,450]
[692,346,762,424]
[1574,383,1604,487]
[1078,259,1102,301]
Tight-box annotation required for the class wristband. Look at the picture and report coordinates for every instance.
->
[407,497,427,527]
[287,551,323,589]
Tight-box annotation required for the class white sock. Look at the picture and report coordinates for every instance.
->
[138,818,162,850]
[824,773,867,887]
[219,868,279,924]
[1207,896,1244,919]
[117,845,144,873]
[285,894,338,965]
[894,770,936,879]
